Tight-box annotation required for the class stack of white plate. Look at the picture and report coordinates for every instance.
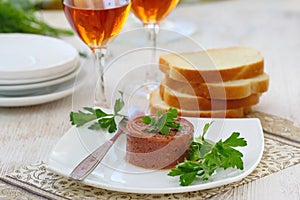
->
[0,34,86,107]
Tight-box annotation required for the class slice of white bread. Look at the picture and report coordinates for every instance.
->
[160,84,260,110]
[163,73,269,100]
[150,89,252,118]
[159,46,264,83]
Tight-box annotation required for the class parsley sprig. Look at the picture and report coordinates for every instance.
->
[70,93,125,133]
[168,122,247,186]
[141,108,182,135]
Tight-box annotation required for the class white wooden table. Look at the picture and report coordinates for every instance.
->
[0,0,299,199]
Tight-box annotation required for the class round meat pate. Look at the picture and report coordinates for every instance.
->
[126,116,194,169]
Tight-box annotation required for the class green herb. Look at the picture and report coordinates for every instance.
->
[79,51,88,58]
[141,108,182,135]
[0,0,73,37]
[70,92,125,133]
[168,122,247,186]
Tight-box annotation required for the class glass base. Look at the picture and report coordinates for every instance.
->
[122,81,159,115]
[122,14,197,44]
[109,63,163,115]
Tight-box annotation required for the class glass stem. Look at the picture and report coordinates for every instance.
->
[93,48,108,108]
[144,23,159,83]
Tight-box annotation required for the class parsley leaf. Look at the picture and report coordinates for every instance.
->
[70,107,98,127]
[223,132,247,147]
[114,91,125,114]
[70,92,125,133]
[168,122,247,186]
[141,108,182,134]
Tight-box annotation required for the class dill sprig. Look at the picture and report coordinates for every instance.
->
[0,0,73,37]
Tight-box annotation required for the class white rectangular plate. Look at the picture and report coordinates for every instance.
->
[47,118,264,194]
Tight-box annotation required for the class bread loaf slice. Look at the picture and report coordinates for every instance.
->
[160,84,260,110]
[159,46,264,83]
[163,73,269,100]
[150,89,252,118]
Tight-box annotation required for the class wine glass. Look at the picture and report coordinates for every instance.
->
[130,0,179,84]
[63,0,131,108]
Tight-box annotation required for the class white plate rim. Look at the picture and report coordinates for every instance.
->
[0,64,77,85]
[47,118,264,194]
[0,33,79,81]
[0,67,87,107]
[0,64,81,91]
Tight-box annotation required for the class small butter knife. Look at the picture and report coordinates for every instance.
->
[69,118,127,181]
[69,107,143,181]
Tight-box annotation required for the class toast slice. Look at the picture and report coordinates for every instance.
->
[150,89,252,118]
[159,46,264,83]
[160,84,260,110]
[163,73,269,100]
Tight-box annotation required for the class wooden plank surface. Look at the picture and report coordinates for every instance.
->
[0,0,299,199]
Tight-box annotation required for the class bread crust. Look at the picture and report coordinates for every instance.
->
[159,46,264,83]
[160,84,260,110]
[150,89,251,118]
[162,73,269,99]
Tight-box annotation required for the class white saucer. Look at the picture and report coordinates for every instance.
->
[0,65,77,85]
[0,33,79,82]
[0,64,81,97]
[0,66,87,107]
